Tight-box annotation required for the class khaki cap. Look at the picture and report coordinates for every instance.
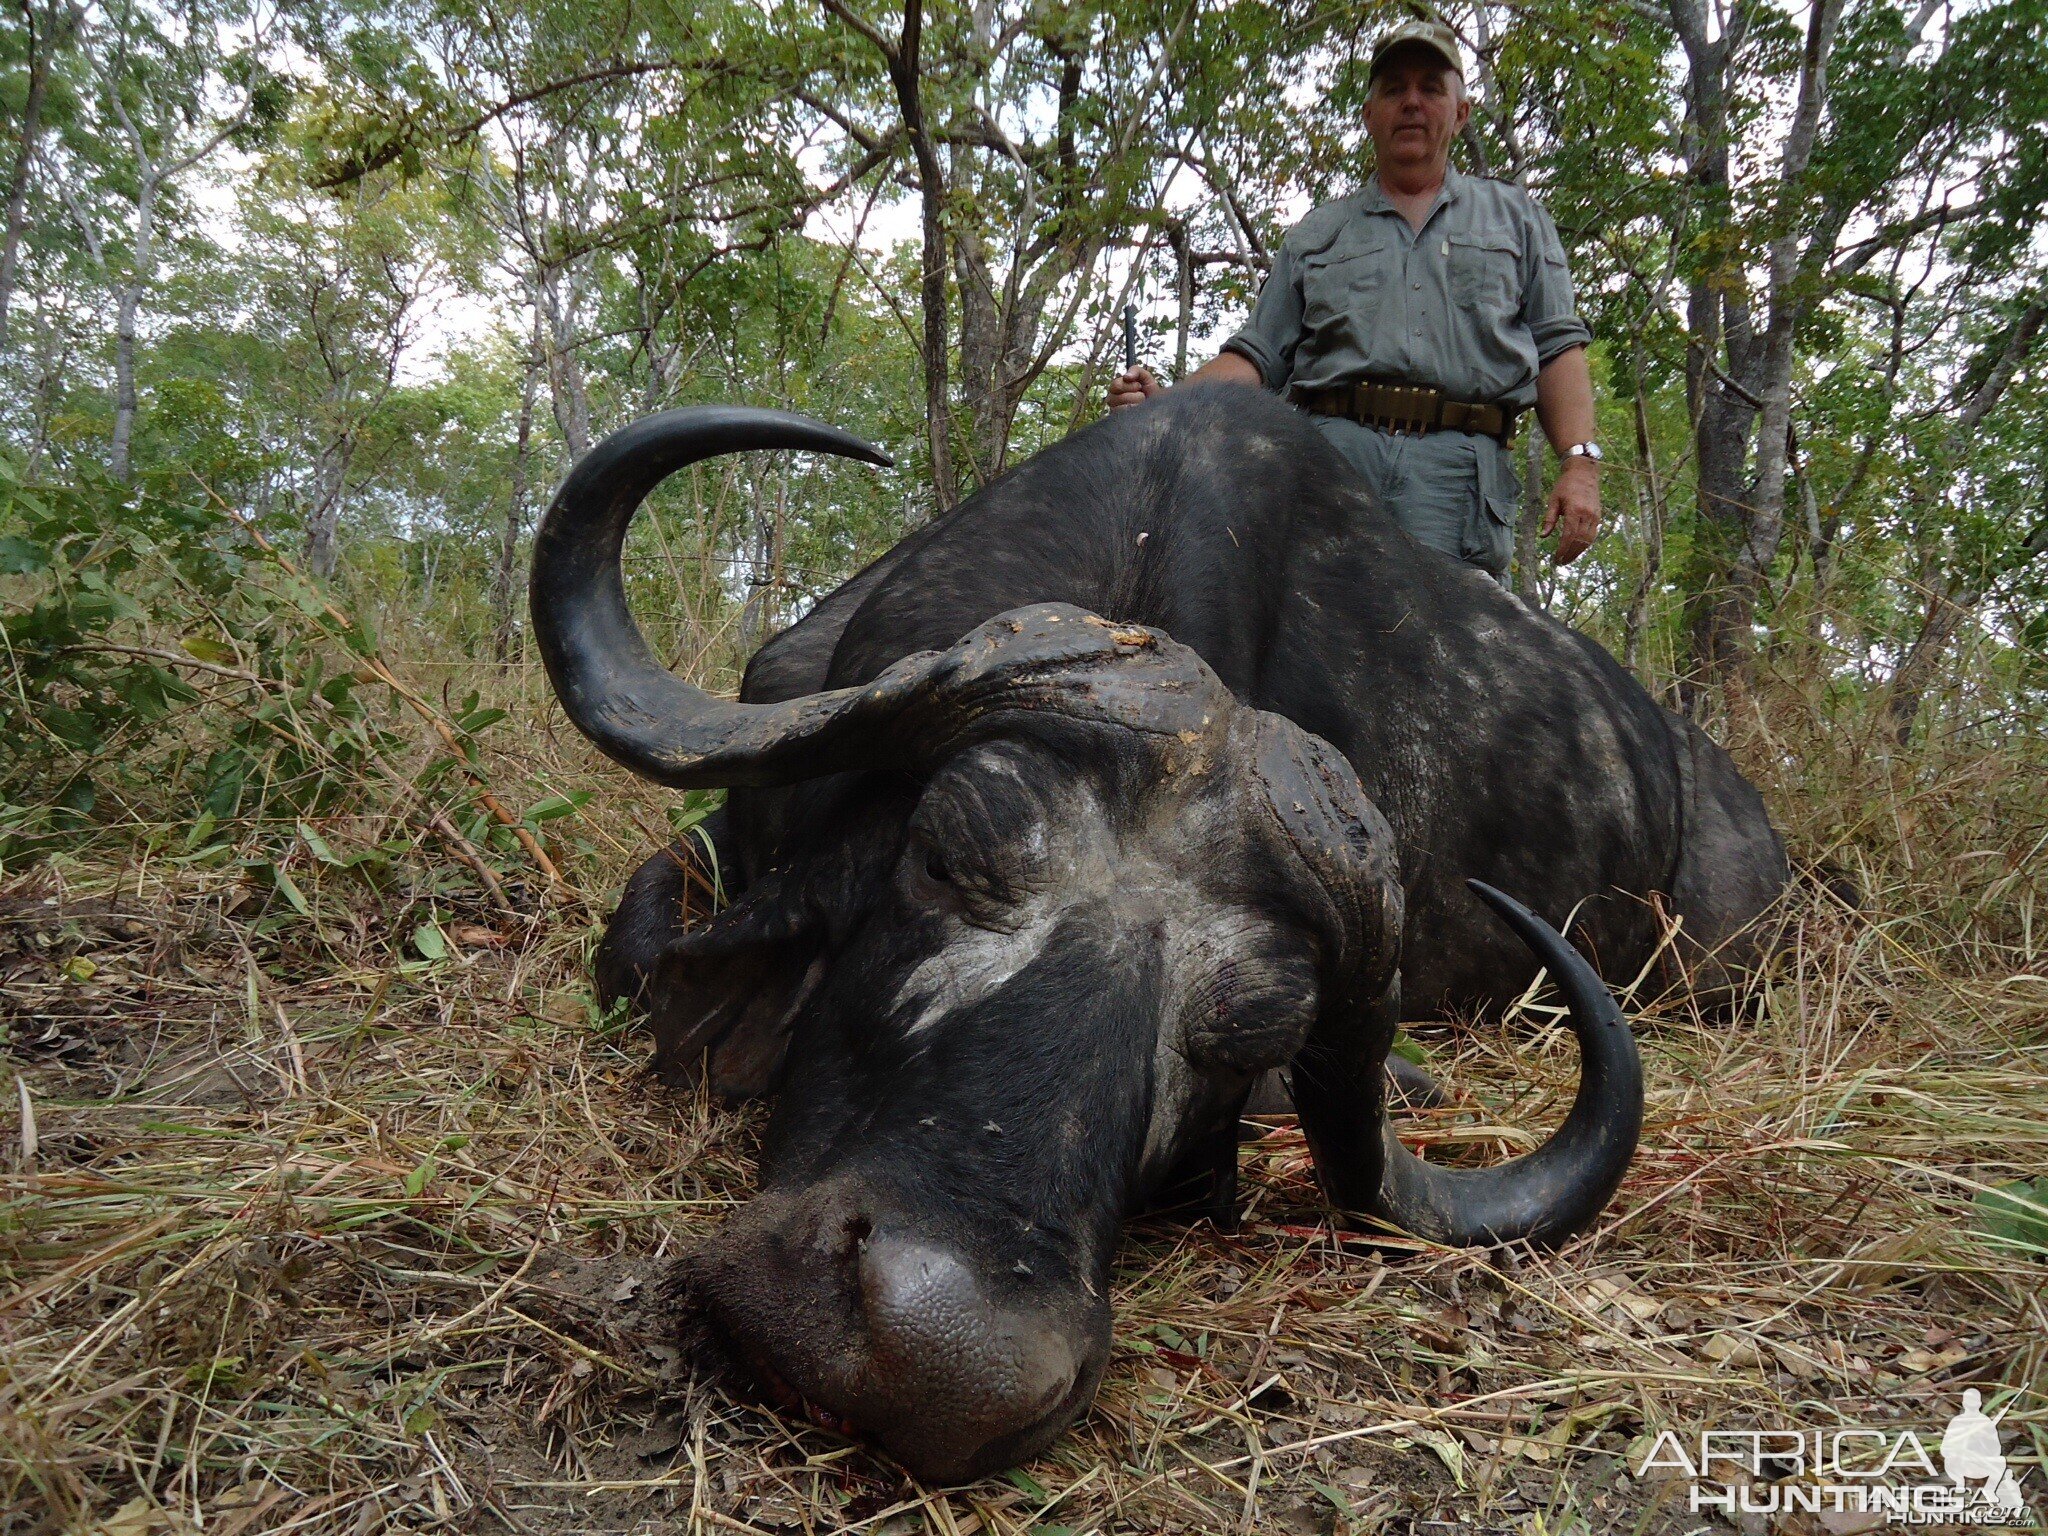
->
[1369,17,1464,81]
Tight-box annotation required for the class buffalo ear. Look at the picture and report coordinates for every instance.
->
[644,885,826,1101]
[600,793,902,1102]
[596,817,824,1102]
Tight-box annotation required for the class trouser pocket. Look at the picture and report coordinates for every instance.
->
[1463,439,1520,579]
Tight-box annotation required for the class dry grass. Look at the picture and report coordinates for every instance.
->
[3,650,2044,1536]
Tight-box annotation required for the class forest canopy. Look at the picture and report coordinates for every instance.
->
[3,0,2042,716]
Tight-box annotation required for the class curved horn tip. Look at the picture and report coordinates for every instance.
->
[1464,878,1624,1028]
[841,440,894,469]
[1357,877,1643,1249]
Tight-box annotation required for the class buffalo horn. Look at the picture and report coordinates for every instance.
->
[529,407,1212,788]
[531,407,915,787]
[1371,881,1643,1247]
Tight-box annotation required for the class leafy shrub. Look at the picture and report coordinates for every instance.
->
[0,453,526,915]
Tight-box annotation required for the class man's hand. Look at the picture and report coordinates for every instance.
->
[1542,456,1601,566]
[1107,366,1163,410]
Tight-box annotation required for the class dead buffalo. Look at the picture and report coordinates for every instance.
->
[528,384,1787,1479]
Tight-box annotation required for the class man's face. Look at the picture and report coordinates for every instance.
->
[1364,50,1470,179]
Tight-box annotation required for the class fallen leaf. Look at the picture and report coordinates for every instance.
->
[1500,1433,1558,1464]
[1769,1340,1824,1379]
[1700,1332,1763,1366]
[1895,1344,1969,1374]
[1583,1275,1665,1324]
[1815,1510,1888,1535]
[1407,1428,1465,1488]
[87,1499,188,1536]
[210,1481,274,1509]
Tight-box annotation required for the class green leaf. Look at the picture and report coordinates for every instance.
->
[42,707,104,752]
[181,634,236,664]
[524,791,590,823]
[271,866,313,919]
[1004,1470,1050,1501]
[403,1156,438,1197]
[1390,1028,1429,1067]
[298,821,344,865]
[1310,1481,1354,1518]
[412,921,448,961]
[0,535,49,574]
[184,1355,245,1392]
[1973,1178,2048,1256]
[286,579,329,619]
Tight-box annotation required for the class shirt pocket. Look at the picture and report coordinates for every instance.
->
[1301,235,1393,333]
[1448,235,1519,313]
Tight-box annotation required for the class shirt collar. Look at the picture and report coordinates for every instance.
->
[1361,162,1465,217]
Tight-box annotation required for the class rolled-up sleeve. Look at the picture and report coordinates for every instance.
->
[1521,201,1592,365]
[1220,243,1304,391]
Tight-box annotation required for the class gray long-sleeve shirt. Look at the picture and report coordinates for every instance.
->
[1221,166,1591,410]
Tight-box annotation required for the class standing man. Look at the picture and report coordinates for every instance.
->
[1107,18,1602,580]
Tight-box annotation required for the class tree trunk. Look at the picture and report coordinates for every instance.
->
[1167,219,1192,378]
[107,169,161,484]
[1719,0,1845,670]
[737,472,777,654]
[1885,518,2048,743]
[1621,348,1668,672]
[494,345,541,662]
[0,3,64,340]
[1883,586,1966,743]
[539,265,592,459]
[109,281,143,482]
[302,432,353,581]
[1882,303,2046,740]
[1675,0,1842,693]
[1512,430,1546,603]
[886,0,957,510]
[1671,0,1754,698]
[953,215,1004,486]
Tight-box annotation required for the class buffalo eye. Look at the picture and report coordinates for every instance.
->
[902,834,965,908]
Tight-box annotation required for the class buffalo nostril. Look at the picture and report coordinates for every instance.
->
[835,1212,868,1261]
[856,1237,1082,1433]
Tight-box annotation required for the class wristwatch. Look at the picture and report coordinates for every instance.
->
[1564,441,1604,462]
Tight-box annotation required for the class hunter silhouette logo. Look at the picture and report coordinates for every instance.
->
[1638,1390,2038,1526]
[1942,1390,2029,1518]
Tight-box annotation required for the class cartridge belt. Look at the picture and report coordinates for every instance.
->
[1296,379,1521,444]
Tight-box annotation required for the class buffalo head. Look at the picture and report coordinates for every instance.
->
[529,406,1641,1480]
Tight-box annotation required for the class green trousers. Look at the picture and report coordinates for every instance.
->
[1311,416,1522,583]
